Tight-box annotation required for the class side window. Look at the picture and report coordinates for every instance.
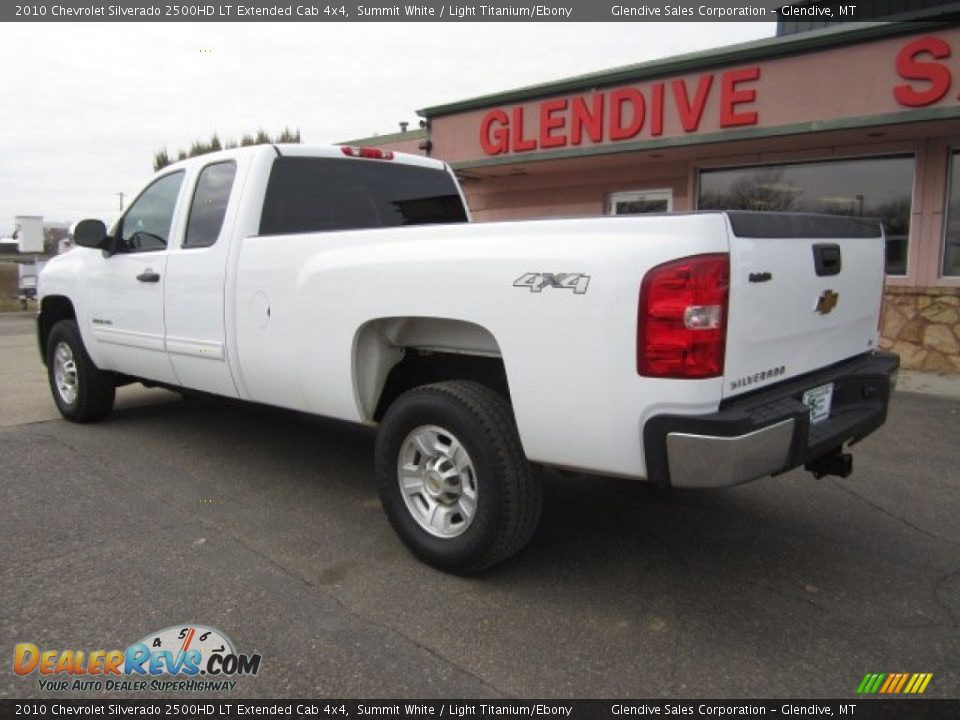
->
[184,161,237,249]
[116,171,184,253]
[259,157,468,236]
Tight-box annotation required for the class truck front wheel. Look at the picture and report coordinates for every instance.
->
[375,381,542,574]
[46,320,115,423]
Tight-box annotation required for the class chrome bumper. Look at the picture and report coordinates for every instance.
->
[642,351,900,489]
[666,419,795,489]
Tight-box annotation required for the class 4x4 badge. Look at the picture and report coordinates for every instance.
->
[816,289,839,314]
[513,272,590,294]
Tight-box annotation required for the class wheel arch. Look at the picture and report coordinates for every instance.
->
[38,295,77,365]
[352,317,508,422]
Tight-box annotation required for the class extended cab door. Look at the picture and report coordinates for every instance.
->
[85,170,184,384]
[162,159,241,397]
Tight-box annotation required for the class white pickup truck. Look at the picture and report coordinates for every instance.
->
[38,144,898,573]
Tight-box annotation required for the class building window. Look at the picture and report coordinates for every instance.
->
[698,156,915,276]
[944,151,960,278]
[608,189,673,215]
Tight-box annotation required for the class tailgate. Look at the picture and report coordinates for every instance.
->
[723,212,885,400]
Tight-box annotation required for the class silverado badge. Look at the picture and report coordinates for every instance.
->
[816,290,839,315]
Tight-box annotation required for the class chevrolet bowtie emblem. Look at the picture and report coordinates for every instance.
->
[816,289,839,315]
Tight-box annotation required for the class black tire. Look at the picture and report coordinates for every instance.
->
[375,380,542,574]
[46,319,115,423]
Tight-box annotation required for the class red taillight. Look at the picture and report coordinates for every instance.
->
[637,253,729,379]
[340,145,394,160]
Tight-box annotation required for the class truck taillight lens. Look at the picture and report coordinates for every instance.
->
[637,253,729,379]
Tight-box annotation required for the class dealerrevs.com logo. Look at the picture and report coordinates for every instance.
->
[14,624,261,692]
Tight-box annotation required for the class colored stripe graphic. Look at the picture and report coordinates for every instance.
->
[857,672,932,694]
[857,673,886,694]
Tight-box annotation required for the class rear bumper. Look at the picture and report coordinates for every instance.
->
[643,351,899,489]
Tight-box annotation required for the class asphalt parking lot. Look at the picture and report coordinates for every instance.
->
[1,312,958,699]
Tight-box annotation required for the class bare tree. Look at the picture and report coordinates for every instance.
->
[153,128,302,170]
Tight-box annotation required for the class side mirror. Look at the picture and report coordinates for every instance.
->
[73,219,108,249]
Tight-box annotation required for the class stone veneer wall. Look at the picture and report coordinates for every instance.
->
[879,287,960,373]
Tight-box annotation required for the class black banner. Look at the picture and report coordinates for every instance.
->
[5,0,960,23]
[1,700,960,720]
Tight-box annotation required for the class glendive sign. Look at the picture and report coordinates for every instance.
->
[479,66,761,155]
[477,34,959,157]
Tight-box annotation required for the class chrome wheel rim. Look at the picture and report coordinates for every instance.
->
[398,424,478,538]
[53,341,78,405]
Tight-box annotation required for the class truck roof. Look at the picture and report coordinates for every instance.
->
[162,143,448,173]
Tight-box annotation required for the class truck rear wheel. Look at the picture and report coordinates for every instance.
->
[46,320,115,423]
[375,380,542,574]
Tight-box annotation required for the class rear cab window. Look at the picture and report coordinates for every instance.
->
[259,156,467,236]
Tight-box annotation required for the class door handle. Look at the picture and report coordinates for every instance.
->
[137,270,161,283]
[812,244,842,276]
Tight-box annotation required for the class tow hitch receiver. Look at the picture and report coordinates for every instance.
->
[806,450,853,479]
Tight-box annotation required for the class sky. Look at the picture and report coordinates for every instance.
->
[0,21,775,236]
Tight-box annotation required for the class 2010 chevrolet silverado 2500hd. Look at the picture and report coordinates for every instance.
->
[38,144,899,573]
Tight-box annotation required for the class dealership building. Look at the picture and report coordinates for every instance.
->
[349,20,960,374]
